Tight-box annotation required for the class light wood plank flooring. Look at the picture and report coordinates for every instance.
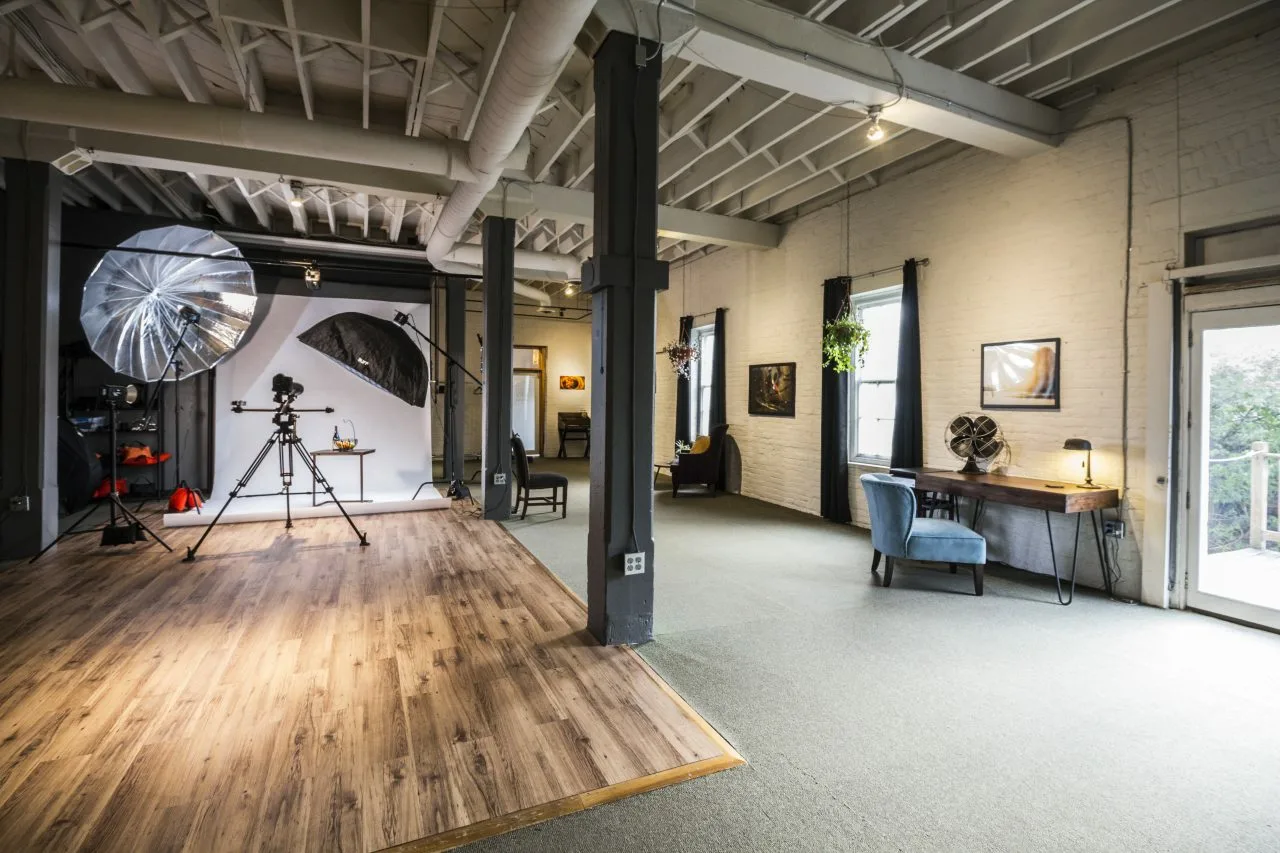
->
[0,508,740,852]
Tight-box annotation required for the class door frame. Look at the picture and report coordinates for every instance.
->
[1179,283,1280,630]
[513,345,547,455]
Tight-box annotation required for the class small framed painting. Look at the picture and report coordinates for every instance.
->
[559,375,586,391]
[748,362,796,417]
[981,338,1060,410]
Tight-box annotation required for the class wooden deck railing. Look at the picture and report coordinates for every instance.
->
[1211,441,1280,550]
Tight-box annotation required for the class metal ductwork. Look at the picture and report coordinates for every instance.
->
[425,0,597,268]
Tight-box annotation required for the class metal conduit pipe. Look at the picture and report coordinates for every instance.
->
[424,0,597,267]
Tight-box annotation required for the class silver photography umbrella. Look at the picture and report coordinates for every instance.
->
[81,225,257,382]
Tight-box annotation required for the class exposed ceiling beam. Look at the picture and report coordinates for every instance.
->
[234,177,270,228]
[669,0,1061,156]
[924,0,1100,72]
[458,10,515,141]
[387,197,407,243]
[217,0,439,60]
[206,0,265,111]
[1008,0,1274,98]
[278,182,309,234]
[281,0,315,120]
[405,1,447,136]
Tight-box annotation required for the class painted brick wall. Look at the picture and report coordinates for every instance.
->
[655,28,1280,601]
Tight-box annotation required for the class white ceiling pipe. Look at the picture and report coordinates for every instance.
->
[431,261,553,305]
[0,77,528,183]
[424,0,597,268]
[442,244,581,281]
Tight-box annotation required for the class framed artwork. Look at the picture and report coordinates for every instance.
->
[748,362,796,417]
[981,338,1061,410]
[559,375,586,391]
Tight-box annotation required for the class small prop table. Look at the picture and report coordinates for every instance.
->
[653,458,679,488]
[310,448,375,506]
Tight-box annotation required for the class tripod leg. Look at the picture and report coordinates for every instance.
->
[184,432,280,562]
[294,438,369,547]
[27,500,103,563]
[280,439,293,529]
[111,497,174,552]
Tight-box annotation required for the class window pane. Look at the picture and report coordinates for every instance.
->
[857,415,895,459]
[698,387,712,436]
[857,301,900,381]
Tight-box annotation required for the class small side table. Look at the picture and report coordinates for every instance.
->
[311,448,376,506]
[653,458,679,488]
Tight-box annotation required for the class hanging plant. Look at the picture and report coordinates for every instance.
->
[664,338,701,379]
[822,312,872,374]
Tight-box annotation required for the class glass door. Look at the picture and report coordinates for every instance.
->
[512,346,546,455]
[1186,302,1280,630]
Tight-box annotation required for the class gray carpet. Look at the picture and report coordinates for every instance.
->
[473,459,1280,853]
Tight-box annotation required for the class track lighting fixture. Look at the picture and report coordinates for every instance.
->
[288,180,306,208]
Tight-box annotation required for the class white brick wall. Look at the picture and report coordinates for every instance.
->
[655,28,1280,601]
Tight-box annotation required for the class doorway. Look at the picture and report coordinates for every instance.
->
[513,346,546,456]
[1186,291,1280,630]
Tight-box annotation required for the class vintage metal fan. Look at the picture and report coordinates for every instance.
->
[943,413,1007,474]
[80,226,257,382]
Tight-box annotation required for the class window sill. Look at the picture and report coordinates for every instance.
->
[849,458,890,469]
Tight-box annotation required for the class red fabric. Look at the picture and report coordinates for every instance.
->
[168,486,204,513]
[119,451,172,466]
[92,478,129,499]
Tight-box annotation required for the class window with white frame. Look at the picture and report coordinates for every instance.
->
[849,287,902,462]
[689,323,716,439]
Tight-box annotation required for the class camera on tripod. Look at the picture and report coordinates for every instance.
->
[272,373,304,401]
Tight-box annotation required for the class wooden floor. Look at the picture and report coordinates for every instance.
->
[0,508,740,852]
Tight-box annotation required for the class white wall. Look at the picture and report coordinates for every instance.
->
[655,27,1280,603]
[212,295,432,502]
[451,308,592,458]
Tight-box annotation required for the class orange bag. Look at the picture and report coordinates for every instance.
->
[168,486,204,513]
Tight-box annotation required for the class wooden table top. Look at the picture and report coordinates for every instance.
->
[915,470,1120,514]
[311,448,376,457]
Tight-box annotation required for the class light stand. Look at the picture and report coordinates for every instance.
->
[30,391,174,563]
[130,307,199,508]
[183,383,370,562]
[393,311,482,502]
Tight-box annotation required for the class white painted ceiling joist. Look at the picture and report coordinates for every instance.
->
[662,0,1062,157]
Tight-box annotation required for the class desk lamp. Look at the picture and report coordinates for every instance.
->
[1063,438,1101,489]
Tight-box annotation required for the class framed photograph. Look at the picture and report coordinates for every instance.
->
[748,362,796,417]
[559,375,586,391]
[981,338,1060,410]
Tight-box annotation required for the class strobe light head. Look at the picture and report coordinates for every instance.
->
[272,373,304,399]
[100,384,139,406]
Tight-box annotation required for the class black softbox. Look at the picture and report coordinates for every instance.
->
[297,312,428,407]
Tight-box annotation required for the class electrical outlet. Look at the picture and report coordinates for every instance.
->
[624,552,646,575]
[8,496,30,512]
[493,472,507,486]
[1104,519,1125,538]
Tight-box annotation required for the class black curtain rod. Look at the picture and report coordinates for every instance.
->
[822,258,930,285]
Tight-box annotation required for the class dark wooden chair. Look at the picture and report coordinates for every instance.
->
[511,433,568,519]
[672,424,729,497]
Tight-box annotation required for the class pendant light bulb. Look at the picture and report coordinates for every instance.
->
[866,105,885,142]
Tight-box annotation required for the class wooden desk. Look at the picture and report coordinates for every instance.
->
[914,471,1120,604]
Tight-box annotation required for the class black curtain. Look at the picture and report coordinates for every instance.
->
[710,308,727,489]
[675,314,694,448]
[889,259,923,469]
[820,276,852,523]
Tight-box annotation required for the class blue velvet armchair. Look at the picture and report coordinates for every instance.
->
[860,473,987,595]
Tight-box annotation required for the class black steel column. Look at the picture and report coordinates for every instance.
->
[581,32,668,645]
[482,216,515,520]
[443,276,467,486]
[1,160,62,559]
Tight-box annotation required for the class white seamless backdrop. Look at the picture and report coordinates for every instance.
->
[210,295,432,505]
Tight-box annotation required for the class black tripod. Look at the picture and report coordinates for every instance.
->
[394,311,483,502]
[183,390,370,562]
[30,398,173,563]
